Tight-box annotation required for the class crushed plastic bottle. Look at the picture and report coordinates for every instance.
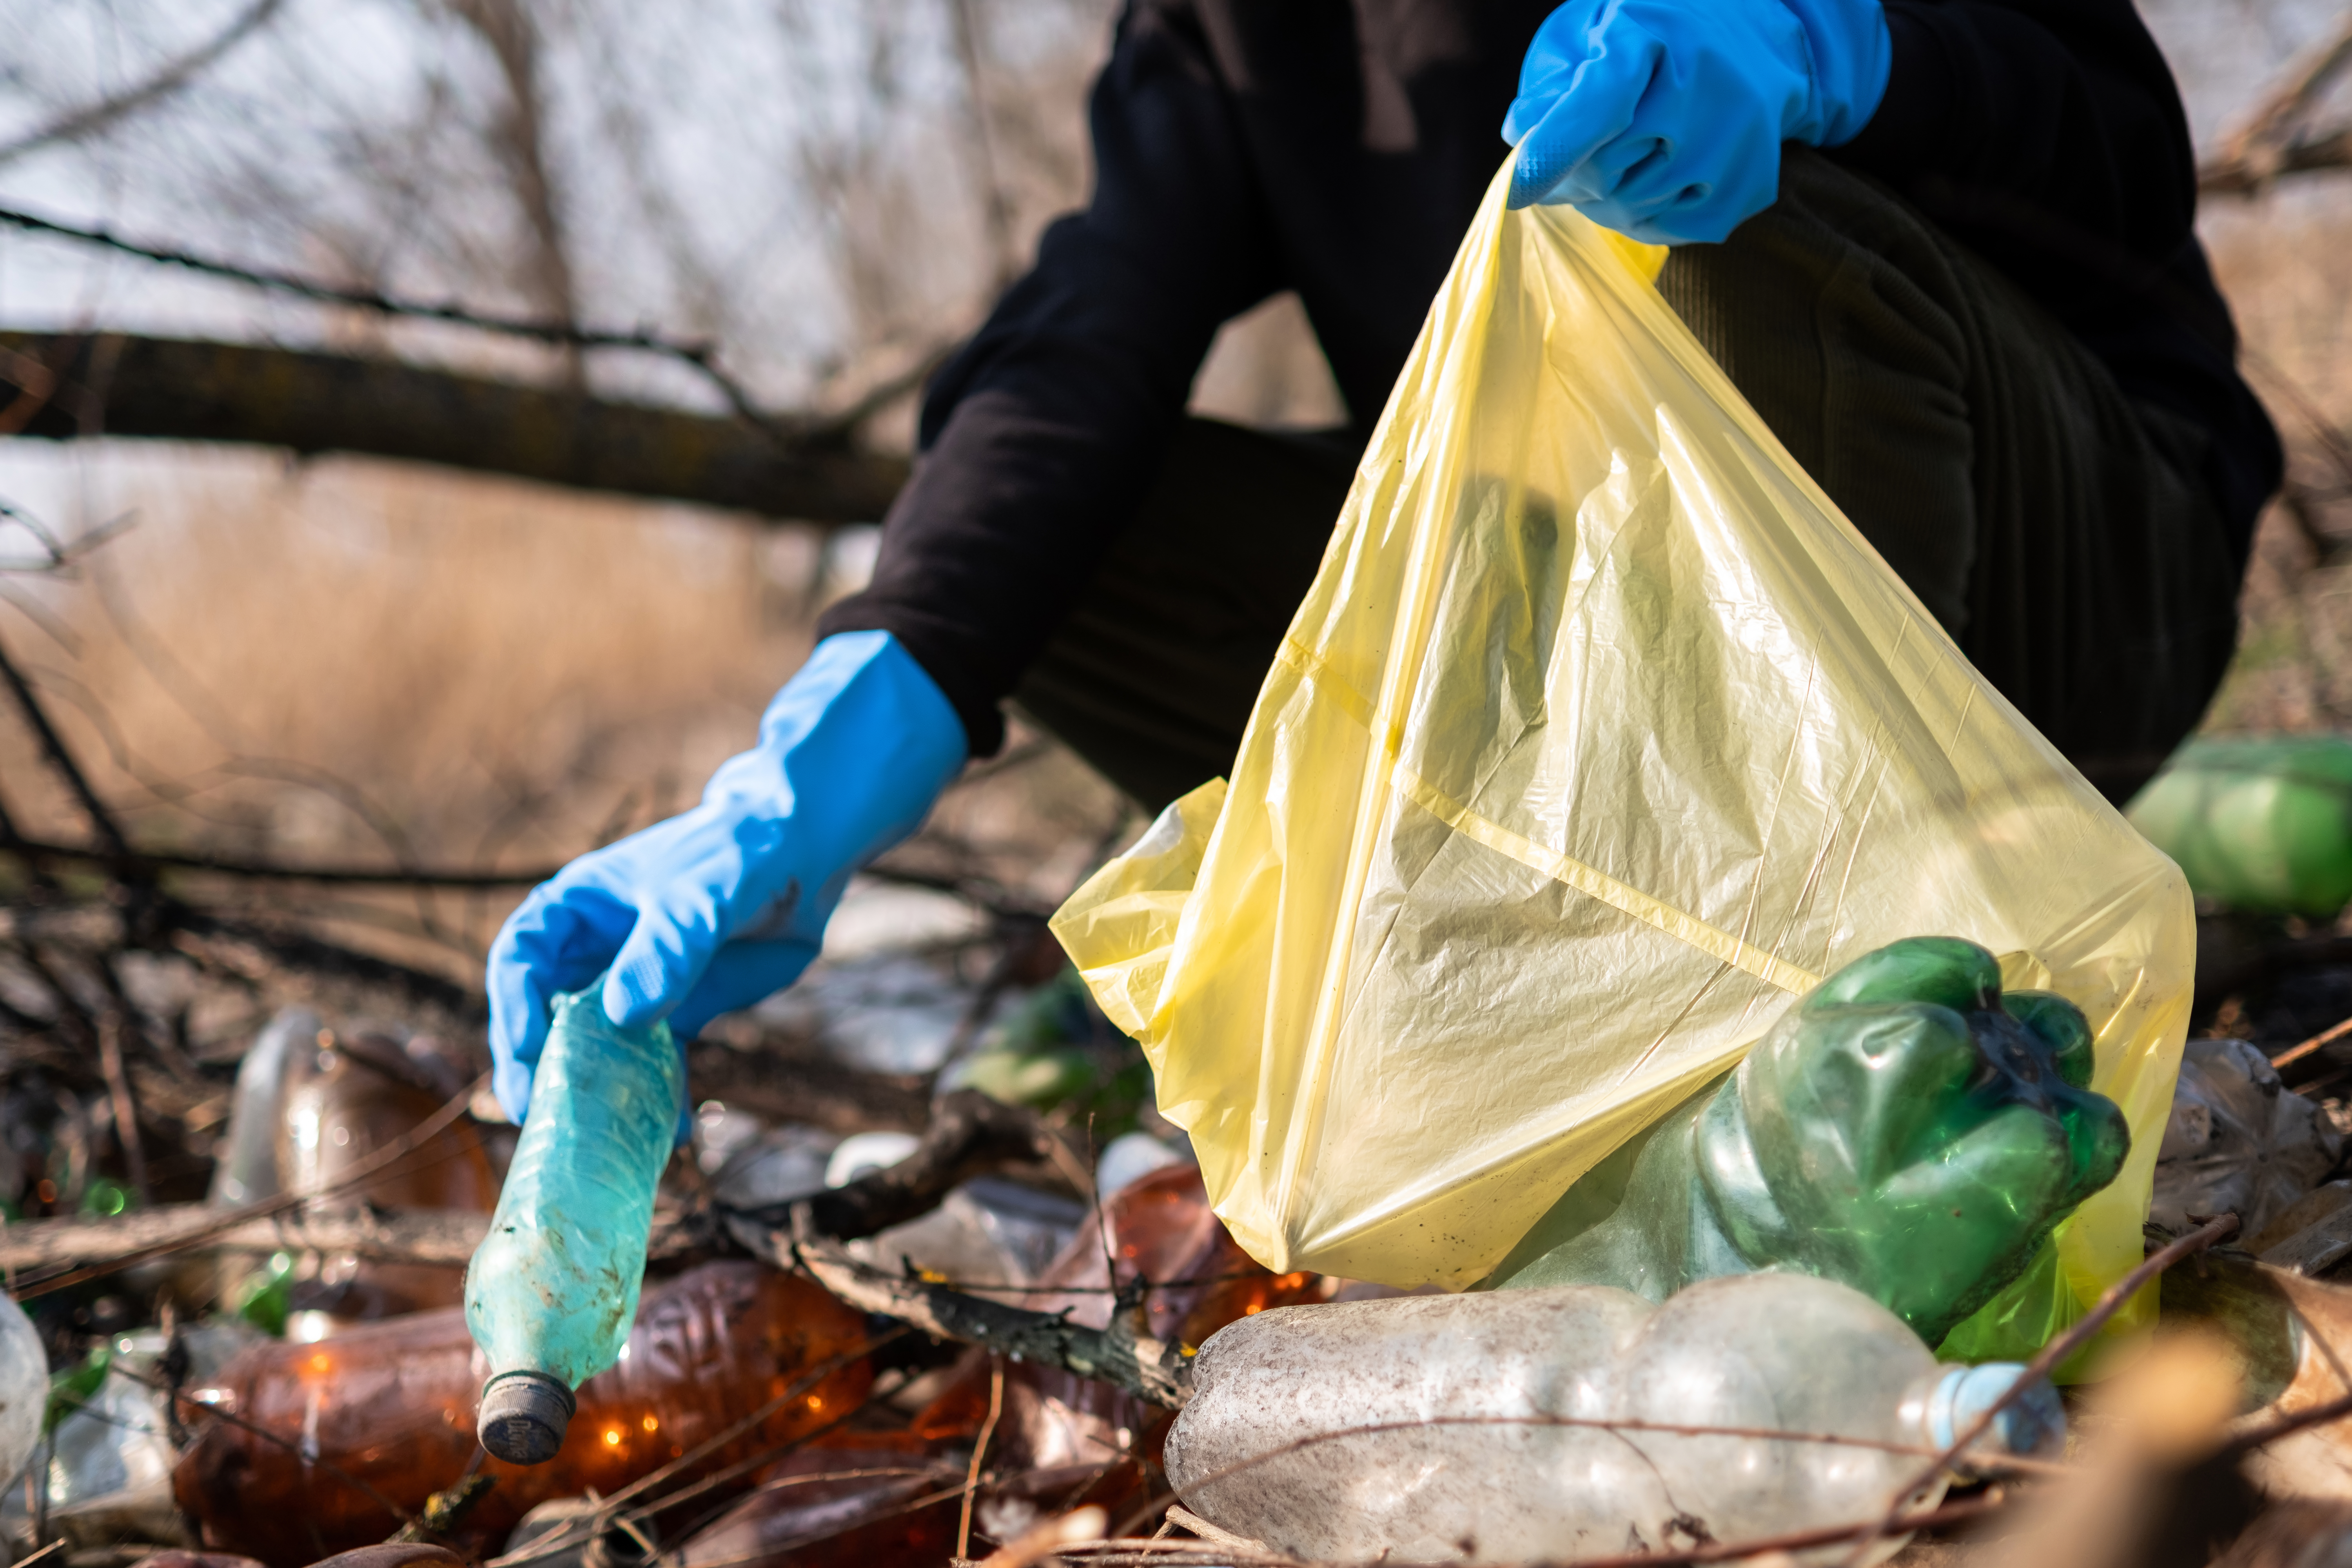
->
[1,1352,188,1550]
[1485,938,2130,1353]
[911,1160,1325,1523]
[174,1261,870,1564]
[2128,735,2352,916]
[2153,1037,2342,1239]
[0,1291,44,1501]
[466,989,684,1465]
[279,1034,497,1338]
[848,1177,1087,1290]
[207,1007,320,1207]
[1165,1274,2064,1565]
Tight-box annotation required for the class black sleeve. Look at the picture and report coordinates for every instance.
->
[818,1,1280,756]
[1831,0,2283,549]
[1832,0,2195,271]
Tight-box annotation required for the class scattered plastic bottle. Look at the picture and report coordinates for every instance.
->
[466,990,684,1465]
[278,1035,497,1338]
[911,1161,1324,1498]
[209,1007,322,1208]
[2128,735,2352,916]
[173,1261,871,1564]
[0,1289,44,1499]
[0,1352,185,1551]
[1165,1274,2064,1565]
[1486,938,2127,1357]
[672,1446,967,1568]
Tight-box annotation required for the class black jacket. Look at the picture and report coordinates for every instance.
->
[823,0,2282,756]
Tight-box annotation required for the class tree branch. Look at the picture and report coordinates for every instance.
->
[1,332,909,523]
[0,0,287,167]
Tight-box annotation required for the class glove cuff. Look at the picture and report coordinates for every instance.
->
[1784,0,1892,147]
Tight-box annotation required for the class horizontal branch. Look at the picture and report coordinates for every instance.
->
[787,1231,1193,1409]
[0,1201,502,1271]
[4,832,559,887]
[2201,128,2352,194]
[1,332,910,523]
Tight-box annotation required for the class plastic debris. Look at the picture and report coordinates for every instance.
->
[847,1176,1087,1289]
[825,1129,921,1189]
[1095,1130,1192,1200]
[2128,735,2352,916]
[759,954,993,1075]
[174,1261,869,1564]
[279,1034,497,1339]
[1165,1274,2063,1564]
[2153,1037,2344,1240]
[673,1447,967,1568]
[706,1119,841,1210]
[0,1291,44,1507]
[466,989,684,1464]
[2,1353,189,1550]
[207,1007,321,1207]
[1486,938,2130,1354]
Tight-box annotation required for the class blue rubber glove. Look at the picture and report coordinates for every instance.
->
[1503,0,1890,244]
[487,630,968,1122]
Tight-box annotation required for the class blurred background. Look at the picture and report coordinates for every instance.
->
[0,0,2346,1000]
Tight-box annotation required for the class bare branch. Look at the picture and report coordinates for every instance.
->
[0,0,288,167]
[2200,10,2352,194]
[1,331,908,521]
[0,626,132,854]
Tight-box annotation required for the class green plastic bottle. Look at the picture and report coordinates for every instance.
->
[1483,938,2129,1350]
[2127,735,2352,916]
[466,989,682,1464]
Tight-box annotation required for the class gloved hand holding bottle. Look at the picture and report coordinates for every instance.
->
[1504,0,1891,243]
[486,629,968,1123]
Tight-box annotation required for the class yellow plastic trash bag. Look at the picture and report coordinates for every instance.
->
[1050,162,2192,1359]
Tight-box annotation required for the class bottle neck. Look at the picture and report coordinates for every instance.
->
[1902,1363,2066,1474]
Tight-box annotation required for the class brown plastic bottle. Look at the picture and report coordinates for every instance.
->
[673,1445,967,1568]
[911,1163,1323,1537]
[275,1033,497,1333]
[174,1261,872,1567]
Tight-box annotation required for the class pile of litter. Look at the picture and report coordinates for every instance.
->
[9,864,2352,1568]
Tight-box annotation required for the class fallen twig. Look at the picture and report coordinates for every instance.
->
[1833,1213,2242,1564]
[0,1199,709,1273]
[787,1227,1193,1407]
[2274,1012,2352,1070]
[6,1070,488,1299]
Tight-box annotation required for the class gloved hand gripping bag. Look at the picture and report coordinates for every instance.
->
[1049,162,2193,1361]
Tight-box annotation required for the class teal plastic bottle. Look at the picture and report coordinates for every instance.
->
[466,989,683,1464]
[2127,735,2352,916]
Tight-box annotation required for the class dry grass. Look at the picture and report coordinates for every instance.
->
[6,179,2352,992]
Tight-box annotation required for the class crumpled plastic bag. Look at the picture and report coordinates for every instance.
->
[1050,161,2193,1359]
[2152,1037,2343,1239]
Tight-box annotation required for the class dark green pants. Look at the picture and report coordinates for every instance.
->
[1015,149,2245,812]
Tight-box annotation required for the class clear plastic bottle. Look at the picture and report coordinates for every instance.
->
[1164,1273,2063,1566]
[174,1262,871,1564]
[278,1035,497,1337]
[0,1289,47,1505]
[465,990,683,1463]
[207,1007,320,1207]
